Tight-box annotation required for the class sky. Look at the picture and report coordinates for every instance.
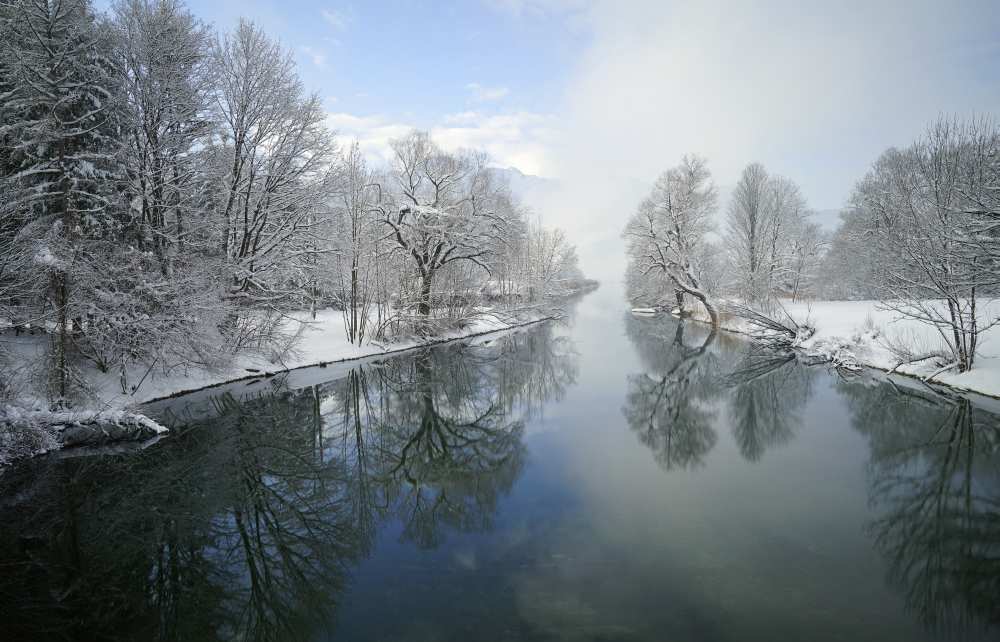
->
[96,0,1000,283]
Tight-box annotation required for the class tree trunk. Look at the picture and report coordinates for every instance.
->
[55,271,69,401]
[700,295,720,328]
[350,256,359,340]
[679,284,719,328]
[418,270,433,317]
[674,290,685,315]
[946,299,968,372]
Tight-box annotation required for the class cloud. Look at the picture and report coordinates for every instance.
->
[325,112,415,164]
[466,82,510,102]
[320,8,348,31]
[535,0,1000,283]
[299,45,328,69]
[326,110,557,177]
[433,111,556,176]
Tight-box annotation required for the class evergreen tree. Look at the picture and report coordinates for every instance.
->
[0,0,123,401]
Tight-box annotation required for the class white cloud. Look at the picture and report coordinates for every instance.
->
[325,112,415,164]
[299,45,328,69]
[326,110,557,177]
[466,82,510,103]
[320,8,348,31]
[536,0,1000,282]
[433,111,556,176]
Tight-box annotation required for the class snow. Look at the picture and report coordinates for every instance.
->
[0,406,167,466]
[112,308,548,405]
[32,246,60,268]
[0,307,551,465]
[0,406,167,435]
[685,299,1000,398]
[3,307,550,409]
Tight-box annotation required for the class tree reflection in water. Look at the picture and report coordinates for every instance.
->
[841,378,1000,636]
[622,314,720,471]
[722,347,815,462]
[622,314,815,468]
[624,315,1000,638]
[0,322,578,641]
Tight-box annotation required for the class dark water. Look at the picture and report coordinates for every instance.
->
[1,290,999,642]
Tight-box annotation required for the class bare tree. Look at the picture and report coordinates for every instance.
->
[725,163,814,305]
[785,218,827,301]
[332,141,383,344]
[113,0,214,277]
[624,155,721,325]
[817,208,880,300]
[374,130,509,321]
[725,162,771,303]
[763,175,809,295]
[525,223,580,301]
[853,116,1000,373]
[211,20,337,313]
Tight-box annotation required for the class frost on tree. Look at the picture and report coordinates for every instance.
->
[210,20,337,345]
[852,116,1000,373]
[624,155,721,325]
[724,163,815,306]
[0,0,123,400]
[376,131,509,322]
[0,1,592,420]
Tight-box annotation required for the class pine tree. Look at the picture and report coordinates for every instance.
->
[0,0,123,402]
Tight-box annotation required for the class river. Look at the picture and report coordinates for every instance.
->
[0,288,998,641]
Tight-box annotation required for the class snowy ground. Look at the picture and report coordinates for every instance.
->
[3,307,548,410]
[684,299,1000,398]
[0,307,551,465]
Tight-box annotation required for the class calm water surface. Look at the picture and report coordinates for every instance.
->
[1,289,998,641]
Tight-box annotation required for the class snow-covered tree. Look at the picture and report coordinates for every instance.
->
[524,223,581,300]
[784,217,827,301]
[816,209,879,300]
[209,19,337,343]
[624,155,720,325]
[211,21,336,302]
[1,0,124,400]
[331,141,384,344]
[0,1,590,413]
[376,130,510,319]
[113,0,214,276]
[852,116,1000,372]
[725,162,770,303]
[724,163,814,304]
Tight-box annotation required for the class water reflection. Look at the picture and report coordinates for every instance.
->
[841,378,1000,635]
[622,315,720,471]
[3,308,1000,641]
[0,322,578,641]
[622,314,815,467]
[623,314,1000,639]
[724,348,816,462]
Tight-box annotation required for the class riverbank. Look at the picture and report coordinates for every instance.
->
[673,299,1000,399]
[0,307,559,466]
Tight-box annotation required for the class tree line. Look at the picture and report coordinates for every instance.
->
[0,0,589,406]
[624,115,1000,373]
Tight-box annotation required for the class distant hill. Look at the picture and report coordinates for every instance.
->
[494,166,559,212]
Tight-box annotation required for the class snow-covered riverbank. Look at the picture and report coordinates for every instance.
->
[671,299,1000,398]
[1,308,556,465]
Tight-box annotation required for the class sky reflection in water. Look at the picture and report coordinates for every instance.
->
[0,292,998,641]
